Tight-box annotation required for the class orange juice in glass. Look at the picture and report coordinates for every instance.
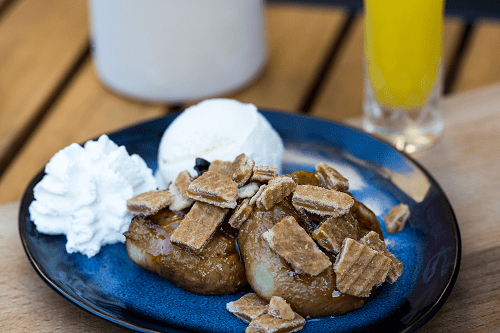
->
[363,0,444,153]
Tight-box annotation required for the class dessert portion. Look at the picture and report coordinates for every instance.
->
[360,231,404,283]
[124,153,404,320]
[262,216,332,276]
[157,99,284,187]
[127,190,172,216]
[385,203,411,233]
[227,293,305,333]
[29,135,157,257]
[333,238,392,297]
[124,208,247,295]
[226,293,269,324]
[170,201,229,253]
[237,163,398,318]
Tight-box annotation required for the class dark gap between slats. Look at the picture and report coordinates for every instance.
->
[168,104,185,113]
[0,0,17,21]
[0,42,91,180]
[298,12,356,113]
[443,21,475,95]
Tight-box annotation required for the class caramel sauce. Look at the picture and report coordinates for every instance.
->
[292,200,341,214]
[186,189,229,203]
[125,207,247,295]
[287,170,322,187]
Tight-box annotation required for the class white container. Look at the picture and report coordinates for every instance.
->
[88,0,266,102]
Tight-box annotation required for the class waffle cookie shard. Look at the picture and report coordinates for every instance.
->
[250,165,278,183]
[315,162,349,191]
[170,201,229,253]
[268,296,295,321]
[334,238,391,297]
[227,293,269,324]
[312,213,359,254]
[208,160,233,176]
[169,170,195,211]
[186,170,238,209]
[126,190,173,216]
[384,203,410,233]
[292,185,354,217]
[238,182,260,199]
[228,198,254,229]
[360,231,403,283]
[257,176,297,210]
[245,313,306,333]
[262,216,331,276]
[230,153,255,187]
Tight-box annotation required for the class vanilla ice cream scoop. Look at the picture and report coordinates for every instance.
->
[158,99,284,186]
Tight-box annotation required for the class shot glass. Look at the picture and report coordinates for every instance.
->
[363,0,444,153]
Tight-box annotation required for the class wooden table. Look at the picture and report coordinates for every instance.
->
[1,1,499,332]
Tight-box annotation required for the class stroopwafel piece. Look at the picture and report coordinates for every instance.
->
[246,313,305,333]
[268,296,295,321]
[249,184,267,206]
[334,238,391,297]
[256,176,297,210]
[238,182,260,199]
[186,170,238,209]
[384,203,410,233]
[262,216,331,276]
[170,201,229,253]
[230,153,255,187]
[292,185,354,217]
[208,160,232,176]
[360,231,403,283]
[226,293,269,324]
[127,190,173,216]
[312,213,359,254]
[250,165,278,183]
[315,162,349,191]
[228,198,254,229]
[169,170,194,211]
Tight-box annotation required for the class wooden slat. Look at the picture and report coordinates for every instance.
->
[0,201,129,333]
[452,20,500,93]
[223,3,348,112]
[310,16,465,122]
[413,84,500,332]
[0,59,166,204]
[0,0,11,10]
[0,0,89,168]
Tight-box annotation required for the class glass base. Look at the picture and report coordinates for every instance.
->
[362,71,443,154]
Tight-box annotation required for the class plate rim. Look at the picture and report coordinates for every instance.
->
[18,110,461,333]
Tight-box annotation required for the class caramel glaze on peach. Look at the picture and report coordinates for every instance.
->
[124,208,248,295]
[238,170,383,318]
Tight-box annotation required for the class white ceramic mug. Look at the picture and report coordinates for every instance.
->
[88,0,266,102]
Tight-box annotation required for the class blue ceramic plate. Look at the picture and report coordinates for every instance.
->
[19,111,460,333]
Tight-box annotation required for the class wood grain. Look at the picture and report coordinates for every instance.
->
[413,84,500,254]
[310,16,465,122]
[419,245,500,332]
[224,3,348,112]
[413,85,500,331]
[0,202,128,333]
[0,0,11,11]
[452,20,500,93]
[0,59,166,204]
[0,0,89,167]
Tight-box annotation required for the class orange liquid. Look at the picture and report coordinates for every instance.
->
[364,0,444,109]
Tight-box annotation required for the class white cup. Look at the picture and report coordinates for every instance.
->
[88,0,266,102]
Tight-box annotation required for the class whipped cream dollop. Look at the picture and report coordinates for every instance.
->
[29,135,157,257]
[158,98,284,186]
